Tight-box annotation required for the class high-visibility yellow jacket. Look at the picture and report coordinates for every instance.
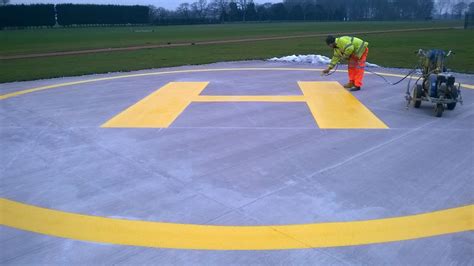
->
[328,36,369,69]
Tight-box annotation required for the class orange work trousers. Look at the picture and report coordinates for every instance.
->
[348,47,369,87]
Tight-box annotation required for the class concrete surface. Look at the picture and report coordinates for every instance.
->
[1,61,473,265]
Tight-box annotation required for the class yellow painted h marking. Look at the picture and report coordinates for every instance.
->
[102,81,388,129]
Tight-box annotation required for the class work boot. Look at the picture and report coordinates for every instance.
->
[350,86,361,92]
[343,82,354,89]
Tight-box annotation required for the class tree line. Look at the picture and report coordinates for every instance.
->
[150,0,474,25]
[437,0,474,18]
[1,0,473,28]
[0,4,149,28]
[57,4,149,26]
[0,4,55,28]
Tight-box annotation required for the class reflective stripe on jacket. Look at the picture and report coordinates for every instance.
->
[329,36,368,69]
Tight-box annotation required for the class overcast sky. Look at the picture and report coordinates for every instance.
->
[13,0,281,10]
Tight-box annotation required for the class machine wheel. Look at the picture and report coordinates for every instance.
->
[447,100,457,111]
[413,84,422,108]
[434,103,444,117]
[446,86,458,110]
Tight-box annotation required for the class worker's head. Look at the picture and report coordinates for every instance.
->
[326,35,336,48]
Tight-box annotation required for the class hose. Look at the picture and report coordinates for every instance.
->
[365,66,418,86]
[322,63,419,86]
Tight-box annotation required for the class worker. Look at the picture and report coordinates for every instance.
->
[322,35,369,91]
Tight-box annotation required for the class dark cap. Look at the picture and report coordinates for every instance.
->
[326,35,336,45]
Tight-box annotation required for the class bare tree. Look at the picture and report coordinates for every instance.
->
[177,3,191,19]
[0,0,10,5]
[417,0,435,19]
[208,0,229,21]
[435,0,454,16]
[191,0,208,19]
[149,6,171,23]
[237,0,248,21]
[453,1,468,17]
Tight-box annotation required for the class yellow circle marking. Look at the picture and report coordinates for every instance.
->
[1,69,473,249]
[1,68,473,100]
[1,198,472,250]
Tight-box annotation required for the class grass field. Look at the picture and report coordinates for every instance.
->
[1,20,472,83]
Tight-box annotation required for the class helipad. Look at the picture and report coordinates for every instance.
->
[1,61,473,264]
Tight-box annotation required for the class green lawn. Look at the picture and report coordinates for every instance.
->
[0,20,462,56]
[1,21,472,83]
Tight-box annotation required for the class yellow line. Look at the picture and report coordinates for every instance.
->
[1,198,472,250]
[461,83,474,89]
[1,68,472,101]
[299,81,388,129]
[101,82,208,128]
[194,95,307,102]
[0,69,315,100]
